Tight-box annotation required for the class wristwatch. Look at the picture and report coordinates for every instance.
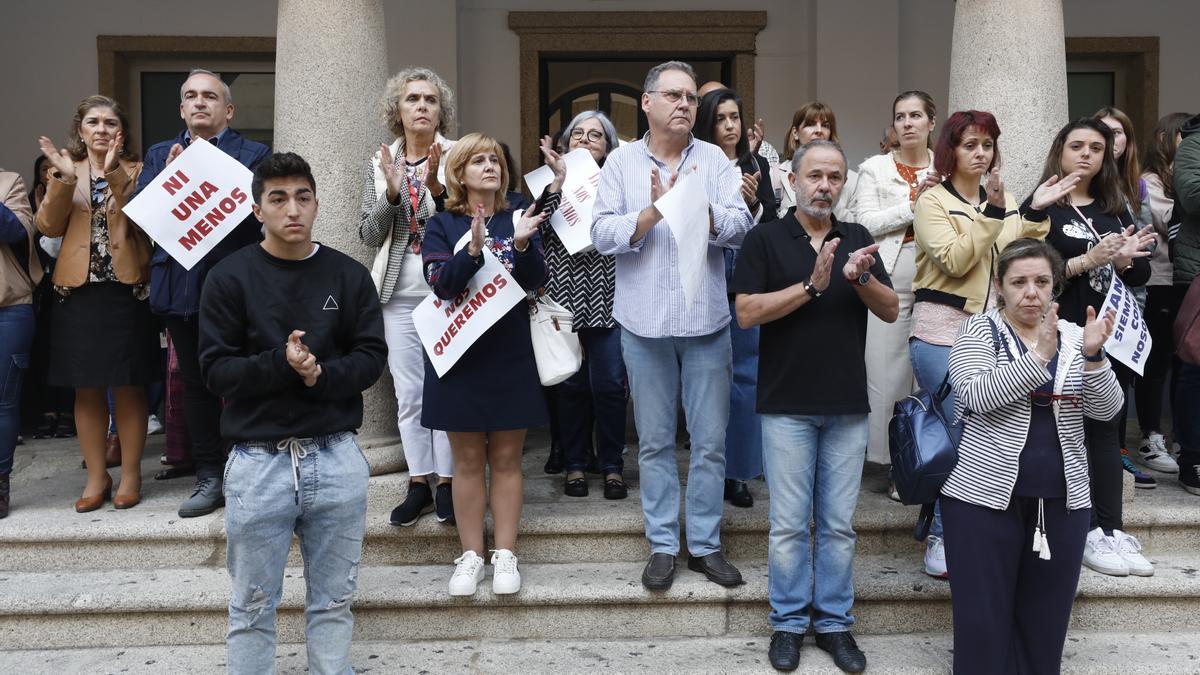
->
[857,271,872,286]
[803,279,821,298]
[1083,348,1106,362]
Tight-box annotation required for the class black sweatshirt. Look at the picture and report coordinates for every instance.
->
[198,243,387,442]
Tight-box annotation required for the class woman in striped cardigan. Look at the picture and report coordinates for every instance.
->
[940,238,1123,674]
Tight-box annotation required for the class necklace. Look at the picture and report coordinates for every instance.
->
[1000,311,1039,348]
[481,213,496,249]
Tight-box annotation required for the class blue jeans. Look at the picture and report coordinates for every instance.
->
[559,327,627,474]
[908,338,958,540]
[224,432,369,675]
[0,304,35,475]
[621,326,731,556]
[762,413,868,634]
[726,300,763,480]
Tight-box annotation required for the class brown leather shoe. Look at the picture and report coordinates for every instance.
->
[113,490,141,509]
[75,475,112,513]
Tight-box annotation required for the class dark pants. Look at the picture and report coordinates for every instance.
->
[1087,360,1134,533]
[163,316,225,475]
[559,327,627,475]
[1177,362,1200,467]
[1135,286,1180,434]
[0,304,35,475]
[942,495,1090,675]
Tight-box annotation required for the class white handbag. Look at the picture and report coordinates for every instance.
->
[529,295,582,386]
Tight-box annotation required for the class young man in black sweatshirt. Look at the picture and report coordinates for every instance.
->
[198,152,386,674]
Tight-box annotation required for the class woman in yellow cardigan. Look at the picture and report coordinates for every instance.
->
[37,95,156,512]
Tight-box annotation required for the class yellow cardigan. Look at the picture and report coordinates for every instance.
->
[912,182,1050,314]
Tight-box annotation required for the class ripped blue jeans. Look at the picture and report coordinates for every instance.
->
[224,432,369,675]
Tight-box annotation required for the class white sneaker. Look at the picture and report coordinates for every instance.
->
[491,548,522,594]
[1113,530,1154,576]
[1137,434,1179,473]
[924,535,948,578]
[1083,527,1129,576]
[146,414,164,436]
[448,551,485,596]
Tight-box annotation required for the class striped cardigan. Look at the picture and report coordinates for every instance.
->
[941,309,1124,511]
[358,134,455,304]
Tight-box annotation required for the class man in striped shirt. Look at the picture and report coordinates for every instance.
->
[591,61,754,592]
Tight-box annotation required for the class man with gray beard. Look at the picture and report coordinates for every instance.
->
[730,140,898,673]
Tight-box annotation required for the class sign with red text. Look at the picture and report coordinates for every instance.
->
[122,138,253,270]
[412,247,526,377]
[523,148,601,254]
[1100,274,1152,376]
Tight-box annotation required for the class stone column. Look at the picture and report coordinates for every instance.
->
[275,0,401,471]
[948,0,1068,201]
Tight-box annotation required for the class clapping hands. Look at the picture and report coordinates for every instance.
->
[286,330,321,387]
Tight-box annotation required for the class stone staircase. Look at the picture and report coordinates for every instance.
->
[1,430,1197,673]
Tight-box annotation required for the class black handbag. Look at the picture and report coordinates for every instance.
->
[889,318,1001,540]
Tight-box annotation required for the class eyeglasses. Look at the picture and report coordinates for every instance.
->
[570,128,605,142]
[648,89,699,107]
[1030,391,1082,408]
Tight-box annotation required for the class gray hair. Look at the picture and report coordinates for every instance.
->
[381,66,458,138]
[644,61,697,93]
[558,110,620,156]
[180,69,233,104]
[790,139,847,174]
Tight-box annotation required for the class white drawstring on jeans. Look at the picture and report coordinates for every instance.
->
[277,437,308,504]
[1031,497,1052,560]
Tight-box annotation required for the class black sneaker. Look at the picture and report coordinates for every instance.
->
[768,631,803,671]
[389,481,434,526]
[564,476,588,497]
[815,631,866,673]
[434,482,455,524]
[1181,463,1200,496]
[32,416,55,439]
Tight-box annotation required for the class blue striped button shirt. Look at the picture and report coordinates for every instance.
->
[591,134,753,338]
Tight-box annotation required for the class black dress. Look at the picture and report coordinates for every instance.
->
[420,207,549,432]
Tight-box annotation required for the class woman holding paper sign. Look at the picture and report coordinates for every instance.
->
[1032,117,1157,577]
[537,111,630,501]
[422,133,553,597]
[359,67,458,528]
[694,88,776,508]
[35,95,156,512]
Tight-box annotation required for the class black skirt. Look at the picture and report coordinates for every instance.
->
[48,282,161,388]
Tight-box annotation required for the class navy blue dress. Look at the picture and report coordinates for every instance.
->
[420,207,548,432]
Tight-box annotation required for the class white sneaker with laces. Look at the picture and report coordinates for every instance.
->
[924,535,948,578]
[448,551,485,596]
[1137,434,1179,473]
[1082,527,1129,576]
[146,414,164,436]
[1112,529,1154,576]
[491,548,522,594]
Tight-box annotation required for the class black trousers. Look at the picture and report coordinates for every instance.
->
[1087,360,1134,532]
[163,316,224,475]
[942,495,1090,675]
[1135,285,1181,434]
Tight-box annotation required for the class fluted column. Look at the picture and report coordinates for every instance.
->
[275,0,400,466]
[948,0,1068,201]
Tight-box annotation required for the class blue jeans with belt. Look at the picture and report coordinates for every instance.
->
[224,431,369,675]
[0,304,35,475]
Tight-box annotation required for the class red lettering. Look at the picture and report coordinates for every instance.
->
[573,185,590,202]
[453,314,466,329]
[172,204,192,221]
[462,304,474,320]
[178,228,204,251]
[184,190,206,212]
[199,181,219,199]
[433,343,444,356]
[560,202,579,226]
[469,292,486,310]
[448,323,458,337]
[162,169,190,196]
[493,274,508,290]
[219,197,237,213]
[482,283,497,298]
[204,207,227,228]
[196,218,213,236]
[231,187,248,204]
[443,304,454,318]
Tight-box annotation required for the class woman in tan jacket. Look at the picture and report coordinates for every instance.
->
[36,95,157,512]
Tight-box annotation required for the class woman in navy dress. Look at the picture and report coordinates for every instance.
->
[421,132,552,597]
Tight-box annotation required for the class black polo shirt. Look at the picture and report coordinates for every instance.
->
[730,208,892,415]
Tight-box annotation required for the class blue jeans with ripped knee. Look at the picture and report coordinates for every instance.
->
[224,431,369,675]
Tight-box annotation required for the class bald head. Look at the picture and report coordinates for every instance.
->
[698,81,727,98]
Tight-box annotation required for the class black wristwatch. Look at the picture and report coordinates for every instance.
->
[1083,348,1106,363]
[803,279,821,298]
[857,271,872,286]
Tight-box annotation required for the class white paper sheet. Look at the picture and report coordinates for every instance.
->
[654,169,710,308]
[1099,274,1152,376]
[523,148,602,255]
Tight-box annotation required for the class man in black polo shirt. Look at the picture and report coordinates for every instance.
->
[731,139,898,673]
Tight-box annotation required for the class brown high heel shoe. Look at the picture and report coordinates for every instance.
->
[75,474,113,513]
[114,480,142,510]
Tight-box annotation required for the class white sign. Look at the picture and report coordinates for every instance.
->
[122,138,254,271]
[1100,274,1152,375]
[523,148,602,254]
[413,245,526,378]
[654,168,709,307]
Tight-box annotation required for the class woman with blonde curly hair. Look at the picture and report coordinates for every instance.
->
[359,67,458,528]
